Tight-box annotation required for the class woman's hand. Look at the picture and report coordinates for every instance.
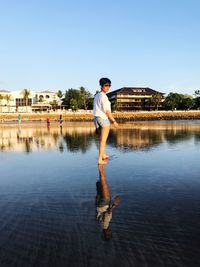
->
[113,121,118,128]
[113,196,120,206]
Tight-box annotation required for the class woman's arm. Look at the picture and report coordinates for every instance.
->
[107,196,120,214]
[106,111,118,127]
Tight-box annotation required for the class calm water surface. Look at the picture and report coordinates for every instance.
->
[0,121,200,267]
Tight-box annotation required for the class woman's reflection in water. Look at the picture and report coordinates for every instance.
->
[96,164,120,241]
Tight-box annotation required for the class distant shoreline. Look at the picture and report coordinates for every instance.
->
[1,111,200,123]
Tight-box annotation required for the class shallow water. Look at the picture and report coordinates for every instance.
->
[0,121,200,267]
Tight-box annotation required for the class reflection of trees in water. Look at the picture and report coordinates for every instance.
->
[107,127,199,151]
[24,138,32,153]
[59,142,64,152]
[0,140,13,151]
[107,129,164,151]
[17,136,33,153]
[164,129,193,144]
[62,131,95,153]
[52,132,60,144]
[0,126,96,153]
[193,132,200,147]
[0,123,199,152]
[0,128,13,151]
[194,132,200,142]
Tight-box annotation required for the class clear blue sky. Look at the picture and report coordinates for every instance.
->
[0,0,200,96]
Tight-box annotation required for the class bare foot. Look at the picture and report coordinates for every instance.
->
[102,154,109,160]
[98,159,108,165]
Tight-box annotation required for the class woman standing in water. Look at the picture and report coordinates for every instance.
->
[93,78,118,164]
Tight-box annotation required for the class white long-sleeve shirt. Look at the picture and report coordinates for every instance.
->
[93,92,111,120]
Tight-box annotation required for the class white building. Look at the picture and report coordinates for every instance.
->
[0,89,60,113]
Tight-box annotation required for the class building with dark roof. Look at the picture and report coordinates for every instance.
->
[107,87,165,111]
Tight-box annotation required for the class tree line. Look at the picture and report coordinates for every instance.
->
[1,87,200,111]
[148,91,200,111]
[61,87,93,111]
[60,89,200,111]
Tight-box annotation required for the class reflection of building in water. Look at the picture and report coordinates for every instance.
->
[0,122,200,152]
[0,126,55,152]
[108,122,200,150]
[108,128,165,150]
[0,123,95,152]
[96,164,120,241]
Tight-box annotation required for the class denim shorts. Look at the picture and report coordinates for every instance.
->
[97,198,111,207]
[94,116,110,129]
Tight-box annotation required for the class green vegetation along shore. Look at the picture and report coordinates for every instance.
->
[1,111,200,123]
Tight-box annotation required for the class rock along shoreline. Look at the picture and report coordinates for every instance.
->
[1,111,200,123]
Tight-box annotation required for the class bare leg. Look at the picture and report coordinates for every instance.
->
[98,165,110,199]
[99,133,109,159]
[98,125,110,164]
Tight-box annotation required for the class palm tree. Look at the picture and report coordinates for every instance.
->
[50,100,58,111]
[57,90,63,110]
[57,90,63,99]
[0,94,4,113]
[80,86,92,110]
[4,94,12,113]
[38,95,44,113]
[151,93,163,110]
[21,89,31,112]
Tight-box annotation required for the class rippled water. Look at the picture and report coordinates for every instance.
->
[0,121,200,267]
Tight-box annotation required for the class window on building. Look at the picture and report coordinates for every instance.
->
[16,98,32,106]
